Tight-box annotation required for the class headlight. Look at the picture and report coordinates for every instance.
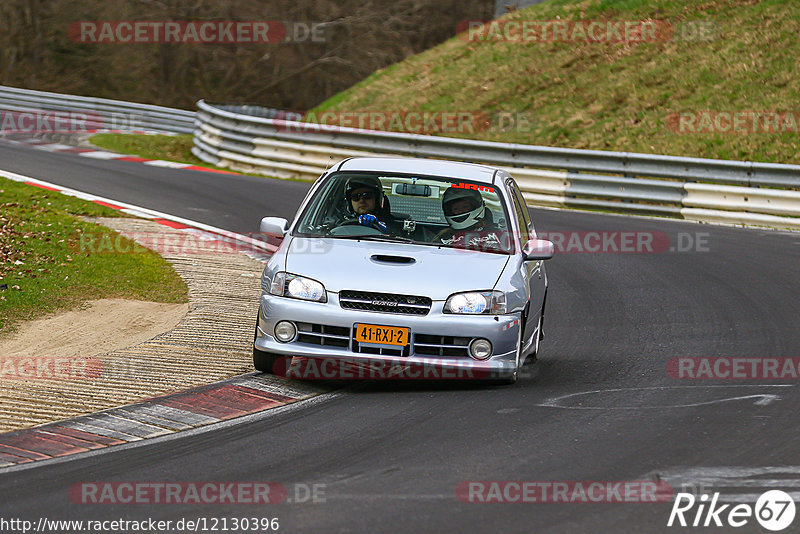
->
[274,321,297,342]
[444,291,506,314]
[269,272,327,302]
[469,339,493,360]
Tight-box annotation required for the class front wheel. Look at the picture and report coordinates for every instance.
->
[492,368,518,385]
[253,346,279,374]
[490,331,521,385]
[527,313,543,363]
[253,309,279,374]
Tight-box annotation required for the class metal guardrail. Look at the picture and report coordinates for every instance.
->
[194,100,800,188]
[0,85,195,134]
[5,86,795,229]
[193,100,800,230]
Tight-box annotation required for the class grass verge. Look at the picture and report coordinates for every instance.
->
[89,133,312,181]
[89,133,214,167]
[0,177,188,335]
[309,0,800,165]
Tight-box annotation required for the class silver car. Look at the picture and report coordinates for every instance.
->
[254,157,554,383]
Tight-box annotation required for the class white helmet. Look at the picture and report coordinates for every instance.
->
[442,187,485,230]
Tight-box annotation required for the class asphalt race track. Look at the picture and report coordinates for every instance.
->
[2,140,800,533]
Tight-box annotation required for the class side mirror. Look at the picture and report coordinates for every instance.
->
[260,216,289,237]
[523,239,554,261]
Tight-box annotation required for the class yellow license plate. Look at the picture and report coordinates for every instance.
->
[355,324,409,346]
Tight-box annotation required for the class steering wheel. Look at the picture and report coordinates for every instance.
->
[329,218,383,236]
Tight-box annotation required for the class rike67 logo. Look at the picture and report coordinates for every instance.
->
[668,490,796,530]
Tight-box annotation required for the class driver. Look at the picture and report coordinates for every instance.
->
[344,176,397,234]
[438,187,507,250]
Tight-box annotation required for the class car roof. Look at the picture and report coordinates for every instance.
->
[335,157,500,184]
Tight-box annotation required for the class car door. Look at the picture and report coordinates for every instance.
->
[505,177,546,348]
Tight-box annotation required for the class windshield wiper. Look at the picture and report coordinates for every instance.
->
[360,234,416,244]
[304,233,416,243]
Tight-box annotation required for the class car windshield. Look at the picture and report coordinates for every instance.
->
[294,172,514,254]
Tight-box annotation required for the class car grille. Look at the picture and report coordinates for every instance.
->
[295,322,350,348]
[413,334,471,357]
[339,290,432,315]
[292,323,469,358]
[352,336,411,357]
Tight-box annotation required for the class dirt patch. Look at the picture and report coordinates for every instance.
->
[0,217,267,433]
[0,299,187,360]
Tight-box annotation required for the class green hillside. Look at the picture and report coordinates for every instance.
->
[311,0,800,164]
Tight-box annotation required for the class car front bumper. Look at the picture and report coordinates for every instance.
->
[254,292,522,380]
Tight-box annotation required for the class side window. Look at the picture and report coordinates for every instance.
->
[506,179,531,247]
[513,182,533,240]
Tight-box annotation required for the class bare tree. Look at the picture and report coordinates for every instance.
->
[0,0,493,110]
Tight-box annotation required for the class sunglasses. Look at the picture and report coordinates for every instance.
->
[349,191,376,201]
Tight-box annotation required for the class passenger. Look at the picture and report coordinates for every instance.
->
[438,187,508,251]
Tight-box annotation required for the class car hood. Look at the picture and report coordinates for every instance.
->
[284,237,510,300]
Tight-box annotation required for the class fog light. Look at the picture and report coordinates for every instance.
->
[469,338,492,360]
[274,321,296,343]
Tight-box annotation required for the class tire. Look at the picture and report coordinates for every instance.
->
[524,289,547,364]
[489,326,521,385]
[539,288,548,340]
[253,308,279,374]
[494,368,518,385]
[527,313,543,363]
[253,346,279,374]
